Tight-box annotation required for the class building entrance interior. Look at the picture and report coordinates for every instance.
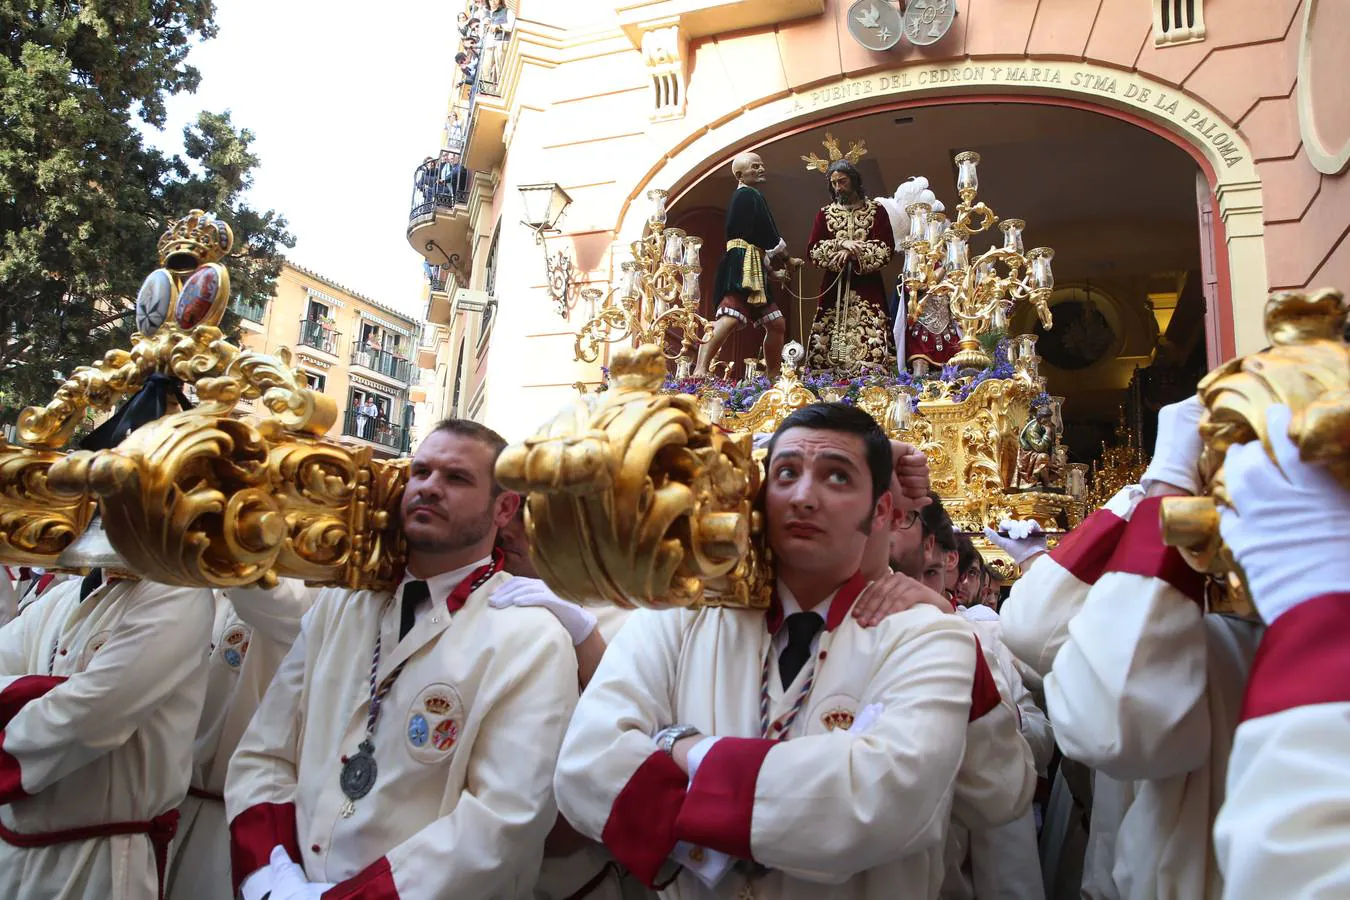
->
[671,101,1214,467]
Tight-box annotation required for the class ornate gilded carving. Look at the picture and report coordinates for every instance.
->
[1161,288,1350,618]
[496,344,769,610]
[0,211,401,588]
[0,437,97,565]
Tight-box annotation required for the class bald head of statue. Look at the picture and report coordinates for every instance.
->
[731,152,767,187]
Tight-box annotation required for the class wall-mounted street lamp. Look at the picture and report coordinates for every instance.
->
[518,182,575,317]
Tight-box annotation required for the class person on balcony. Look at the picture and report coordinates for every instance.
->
[438,151,469,202]
[356,397,378,439]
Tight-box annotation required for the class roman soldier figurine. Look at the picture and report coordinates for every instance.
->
[694,152,798,380]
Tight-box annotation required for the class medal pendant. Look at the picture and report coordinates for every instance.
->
[339,740,378,805]
[339,799,355,819]
[736,885,756,900]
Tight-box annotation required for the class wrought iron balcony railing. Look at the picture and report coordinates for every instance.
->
[342,408,408,454]
[350,346,413,384]
[298,319,340,355]
[230,297,267,323]
[409,158,471,223]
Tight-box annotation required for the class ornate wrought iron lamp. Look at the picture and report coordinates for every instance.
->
[518,182,574,317]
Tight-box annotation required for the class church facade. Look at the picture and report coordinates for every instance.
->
[410,0,1348,443]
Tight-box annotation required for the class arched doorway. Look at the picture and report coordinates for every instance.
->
[666,99,1213,467]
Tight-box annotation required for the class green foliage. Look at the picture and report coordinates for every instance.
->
[0,1,294,422]
[978,329,1007,354]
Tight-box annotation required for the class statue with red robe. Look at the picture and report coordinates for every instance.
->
[806,160,895,372]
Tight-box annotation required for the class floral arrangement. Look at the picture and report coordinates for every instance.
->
[646,339,1041,413]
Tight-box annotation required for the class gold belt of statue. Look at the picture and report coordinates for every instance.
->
[727,238,767,306]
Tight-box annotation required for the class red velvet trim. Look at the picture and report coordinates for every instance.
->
[1241,593,1350,721]
[674,737,775,861]
[322,856,400,900]
[1103,497,1205,604]
[0,675,65,728]
[1049,506,1129,586]
[34,573,54,597]
[969,637,1001,722]
[766,570,869,636]
[600,750,689,887]
[0,731,29,804]
[229,802,300,893]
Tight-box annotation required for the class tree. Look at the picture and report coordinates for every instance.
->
[0,1,294,422]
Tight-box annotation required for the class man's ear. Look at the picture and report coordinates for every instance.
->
[872,490,893,534]
[493,490,522,529]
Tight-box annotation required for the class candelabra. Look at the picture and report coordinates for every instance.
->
[900,151,1056,370]
[574,188,713,364]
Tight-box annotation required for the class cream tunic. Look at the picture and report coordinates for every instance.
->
[1003,491,1261,900]
[225,572,579,900]
[0,578,213,900]
[1213,591,1350,899]
[166,581,313,900]
[555,579,1006,900]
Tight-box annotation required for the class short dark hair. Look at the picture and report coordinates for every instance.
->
[428,418,508,494]
[826,159,865,199]
[766,402,891,503]
[919,492,957,552]
[956,532,981,576]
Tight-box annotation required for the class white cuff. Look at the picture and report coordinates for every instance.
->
[672,841,736,888]
[686,735,720,782]
[768,237,787,258]
[240,867,274,900]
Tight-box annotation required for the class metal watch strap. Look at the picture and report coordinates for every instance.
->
[656,724,699,756]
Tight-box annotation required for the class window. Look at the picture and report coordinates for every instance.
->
[302,370,327,393]
[451,337,467,415]
[1154,0,1205,45]
[307,300,330,322]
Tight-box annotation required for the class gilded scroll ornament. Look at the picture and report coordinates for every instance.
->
[1161,288,1350,618]
[0,211,403,589]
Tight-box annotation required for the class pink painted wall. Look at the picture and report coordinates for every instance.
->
[677,0,1346,297]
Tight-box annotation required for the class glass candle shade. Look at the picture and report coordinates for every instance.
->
[1029,248,1055,290]
[906,202,931,242]
[647,189,668,226]
[955,151,980,196]
[1000,219,1025,254]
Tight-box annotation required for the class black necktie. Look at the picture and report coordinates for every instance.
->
[78,569,103,603]
[399,581,430,641]
[779,612,825,690]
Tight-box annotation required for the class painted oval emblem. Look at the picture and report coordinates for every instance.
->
[174,263,228,328]
[408,713,430,747]
[135,268,178,335]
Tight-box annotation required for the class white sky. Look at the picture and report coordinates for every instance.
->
[145,0,453,317]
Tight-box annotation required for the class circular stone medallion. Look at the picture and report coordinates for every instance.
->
[135,269,178,335]
[175,263,229,328]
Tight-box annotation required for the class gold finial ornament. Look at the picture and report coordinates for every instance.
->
[495,344,771,611]
[1161,288,1350,618]
[802,132,869,174]
[157,209,234,271]
[0,212,409,591]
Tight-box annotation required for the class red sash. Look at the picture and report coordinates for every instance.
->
[0,809,179,900]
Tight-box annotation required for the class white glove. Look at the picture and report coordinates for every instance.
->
[849,702,884,735]
[1218,404,1350,624]
[1140,395,1205,495]
[489,577,597,645]
[266,847,335,900]
[983,519,1047,565]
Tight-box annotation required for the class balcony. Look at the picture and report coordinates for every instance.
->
[342,409,408,455]
[297,319,340,357]
[407,158,473,267]
[350,346,413,385]
[230,297,267,324]
[464,35,516,173]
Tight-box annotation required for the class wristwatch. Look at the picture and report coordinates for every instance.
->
[655,724,701,756]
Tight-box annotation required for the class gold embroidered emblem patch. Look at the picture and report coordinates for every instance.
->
[424,695,452,716]
[821,708,856,732]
